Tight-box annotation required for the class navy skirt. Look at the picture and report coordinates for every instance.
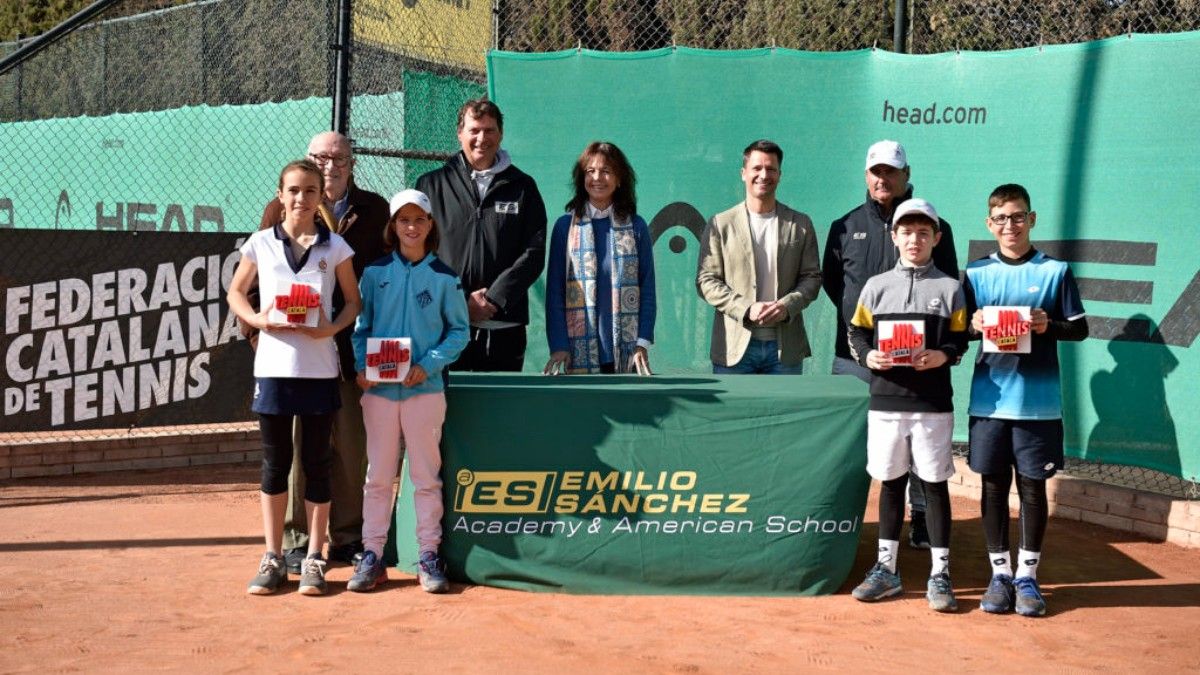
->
[251,377,341,416]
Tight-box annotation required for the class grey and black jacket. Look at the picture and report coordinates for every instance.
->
[847,260,968,412]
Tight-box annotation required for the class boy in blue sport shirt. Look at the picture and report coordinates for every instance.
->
[963,184,1088,617]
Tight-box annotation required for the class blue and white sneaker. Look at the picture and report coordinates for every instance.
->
[851,563,902,602]
[418,551,450,594]
[1014,576,1047,617]
[347,550,387,593]
[980,574,1015,614]
[926,573,958,612]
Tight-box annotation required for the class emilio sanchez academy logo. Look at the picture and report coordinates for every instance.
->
[449,468,860,539]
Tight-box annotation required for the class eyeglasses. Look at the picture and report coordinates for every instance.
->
[308,153,350,168]
[989,211,1029,226]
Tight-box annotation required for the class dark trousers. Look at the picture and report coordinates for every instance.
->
[451,326,527,372]
[258,413,333,503]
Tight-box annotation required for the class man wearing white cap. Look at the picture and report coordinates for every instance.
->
[257,131,390,571]
[822,140,958,549]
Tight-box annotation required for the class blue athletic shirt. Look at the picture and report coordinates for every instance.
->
[963,249,1086,420]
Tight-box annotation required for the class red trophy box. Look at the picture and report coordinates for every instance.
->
[981,306,1032,354]
[269,281,321,327]
[877,320,925,366]
[365,337,412,383]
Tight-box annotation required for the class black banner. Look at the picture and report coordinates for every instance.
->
[1,229,254,432]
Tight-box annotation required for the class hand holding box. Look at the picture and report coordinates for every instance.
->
[269,281,321,327]
[877,320,925,367]
[981,306,1032,354]
[365,337,412,383]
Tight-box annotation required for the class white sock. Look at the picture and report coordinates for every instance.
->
[989,550,1012,577]
[1016,548,1041,579]
[878,539,900,573]
[930,547,950,576]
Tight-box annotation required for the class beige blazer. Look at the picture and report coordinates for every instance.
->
[695,200,823,367]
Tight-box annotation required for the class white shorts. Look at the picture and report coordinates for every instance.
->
[866,410,956,483]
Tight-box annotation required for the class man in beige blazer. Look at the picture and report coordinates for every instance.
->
[696,140,822,373]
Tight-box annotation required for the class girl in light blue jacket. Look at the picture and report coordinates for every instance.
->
[348,189,468,594]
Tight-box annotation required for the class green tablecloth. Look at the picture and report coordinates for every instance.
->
[390,374,870,595]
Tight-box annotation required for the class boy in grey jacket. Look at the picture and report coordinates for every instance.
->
[847,198,968,612]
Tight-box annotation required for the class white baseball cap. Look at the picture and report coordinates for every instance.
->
[389,189,432,217]
[865,140,908,170]
[891,198,940,230]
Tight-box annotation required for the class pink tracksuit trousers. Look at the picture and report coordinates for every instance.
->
[360,391,447,557]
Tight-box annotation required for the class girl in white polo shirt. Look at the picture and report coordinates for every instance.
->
[228,159,361,596]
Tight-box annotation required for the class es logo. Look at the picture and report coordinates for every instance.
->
[453,470,556,513]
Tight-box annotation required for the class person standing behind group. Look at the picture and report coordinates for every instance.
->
[822,140,959,549]
[347,189,469,594]
[544,141,655,375]
[964,183,1088,618]
[696,139,822,374]
[257,131,390,573]
[416,98,547,372]
[229,159,362,595]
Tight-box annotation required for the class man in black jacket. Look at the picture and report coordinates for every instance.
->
[416,98,547,371]
[257,131,390,570]
[822,139,959,550]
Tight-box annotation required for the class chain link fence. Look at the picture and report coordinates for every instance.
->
[0,0,339,449]
[2,0,1198,498]
[344,0,488,205]
[496,0,1200,53]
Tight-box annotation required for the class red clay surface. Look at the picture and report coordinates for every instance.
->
[1,463,1198,673]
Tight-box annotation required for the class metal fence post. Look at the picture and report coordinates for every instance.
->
[893,0,908,53]
[332,0,352,134]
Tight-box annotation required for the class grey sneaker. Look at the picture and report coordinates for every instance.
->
[980,574,1015,614]
[926,573,958,612]
[347,550,387,593]
[247,552,287,595]
[1014,576,1047,617]
[298,554,328,596]
[417,551,450,594]
[851,563,902,602]
[284,547,306,575]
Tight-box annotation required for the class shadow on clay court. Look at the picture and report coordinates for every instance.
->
[1042,583,1200,611]
[0,535,261,553]
[0,487,250,509]
[0,463,258,490]
[840,512,1180,612]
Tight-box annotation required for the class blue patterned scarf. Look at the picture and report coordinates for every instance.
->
[564,212,640,373]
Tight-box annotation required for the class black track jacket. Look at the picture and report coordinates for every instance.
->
[416,152,547,326]
[822,187,959,360]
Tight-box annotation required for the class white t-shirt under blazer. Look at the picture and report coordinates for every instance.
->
[239,224,354,379]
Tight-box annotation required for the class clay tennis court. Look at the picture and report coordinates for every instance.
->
[1,462,1197,673]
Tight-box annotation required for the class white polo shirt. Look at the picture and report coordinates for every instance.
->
[240,224,353,379]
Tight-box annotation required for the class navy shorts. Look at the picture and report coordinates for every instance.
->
[251,377,341,416]
[968,416,1064,479]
